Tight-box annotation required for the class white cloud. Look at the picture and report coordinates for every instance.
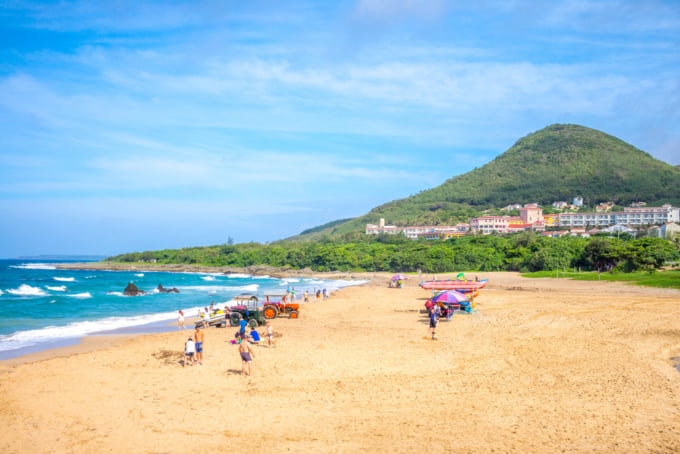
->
[1,0,678,256]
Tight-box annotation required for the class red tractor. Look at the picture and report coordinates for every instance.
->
[262,292,300,319]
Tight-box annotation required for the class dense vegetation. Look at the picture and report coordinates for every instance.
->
[297,124,680,240]
[107,124,680,284]
[108,232,679,276]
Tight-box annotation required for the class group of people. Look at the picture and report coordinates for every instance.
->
[233,318,276,375]
[182,324,205,366]
[295,288,329,303]
[181,310,277,376]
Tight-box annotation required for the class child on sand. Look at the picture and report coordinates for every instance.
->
[184,337,196,366]
[248,328,261,344]
[266,321,276,348]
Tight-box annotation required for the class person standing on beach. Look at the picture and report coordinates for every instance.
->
[177,310,185,330]
[184,337,196,367]
[238,337,255,375]
[239,316,248,338]
[429,303,440,340]
[266,321,276,348]
[202,307,210,329]
[194,325,205,365]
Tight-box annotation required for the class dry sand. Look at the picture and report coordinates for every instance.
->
[1,271,679,453]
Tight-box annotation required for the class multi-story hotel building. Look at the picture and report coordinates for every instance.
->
[366,218,469,238]
[367,204,678,238]
[557,204,679,228]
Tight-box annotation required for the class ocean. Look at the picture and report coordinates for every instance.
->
[0,259,365,360]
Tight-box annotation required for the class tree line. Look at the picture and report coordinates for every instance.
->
[107,232,679,274]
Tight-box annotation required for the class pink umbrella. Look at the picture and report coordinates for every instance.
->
[391,274,407,281]
[431,290,469,304]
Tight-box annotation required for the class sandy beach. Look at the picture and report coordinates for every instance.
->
[1,271,679,453]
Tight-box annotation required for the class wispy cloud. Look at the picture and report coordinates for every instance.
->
[0,0,678,255]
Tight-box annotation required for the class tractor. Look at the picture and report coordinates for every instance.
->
[261,292,300,319]
[227,294,267,328]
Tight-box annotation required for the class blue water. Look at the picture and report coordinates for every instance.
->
[0,259,364,359]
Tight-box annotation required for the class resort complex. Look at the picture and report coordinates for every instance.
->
[366,202,680,239]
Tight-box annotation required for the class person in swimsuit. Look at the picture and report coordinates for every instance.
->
[194,325,205,365]
[177,310,185,330]
[265,321,276,348]
[238,338,255,375]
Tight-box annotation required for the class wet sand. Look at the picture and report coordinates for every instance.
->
[1,271,679,453]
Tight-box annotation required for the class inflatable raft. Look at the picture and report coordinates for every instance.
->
[419,278,488,291]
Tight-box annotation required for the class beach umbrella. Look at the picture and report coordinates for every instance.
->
[391,273,406,281]
[431,290,469,304]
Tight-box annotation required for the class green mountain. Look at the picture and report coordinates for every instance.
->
[297,124,680,239]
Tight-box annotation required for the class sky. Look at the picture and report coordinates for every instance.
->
[1,0,679,258]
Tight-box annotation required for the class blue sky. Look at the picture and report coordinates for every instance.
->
[1,0,679,258]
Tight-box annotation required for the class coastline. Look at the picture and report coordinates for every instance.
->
[1,271,679,452]
[1,262,373,365]
[54,261,367,280]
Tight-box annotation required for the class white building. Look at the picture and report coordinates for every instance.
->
[558,204,678,228]
[366,218,469,238]
[650,222,680,239]
[365,218,401,235]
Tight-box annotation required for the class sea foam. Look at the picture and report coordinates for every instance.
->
[54,277,75,282]
[0,311,178,353]
[67,292,92,299]
[6,284,47,296]
[10,263,56,270]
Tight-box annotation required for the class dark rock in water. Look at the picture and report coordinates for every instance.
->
[157,283,180,293]
[124,282,145,296]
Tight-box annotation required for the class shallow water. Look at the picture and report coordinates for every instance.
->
[0,259,366,358]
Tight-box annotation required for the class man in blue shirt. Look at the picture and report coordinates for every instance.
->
[239,317,248,337]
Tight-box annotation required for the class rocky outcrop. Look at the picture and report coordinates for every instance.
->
[124,282,145,296]
[157,284,180,293]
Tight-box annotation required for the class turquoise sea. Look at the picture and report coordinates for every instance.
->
[0,259,364,360]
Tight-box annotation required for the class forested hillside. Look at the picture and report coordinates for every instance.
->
[107,124,680,278]
[108,233,679,277]
[303,124,680,239]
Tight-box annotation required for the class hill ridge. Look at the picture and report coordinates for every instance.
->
[294,124,680,240]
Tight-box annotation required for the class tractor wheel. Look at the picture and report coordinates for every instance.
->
[289,310,299,319]
[229,313,241,326]
[263,306,278,319]
[248,319,259,329]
